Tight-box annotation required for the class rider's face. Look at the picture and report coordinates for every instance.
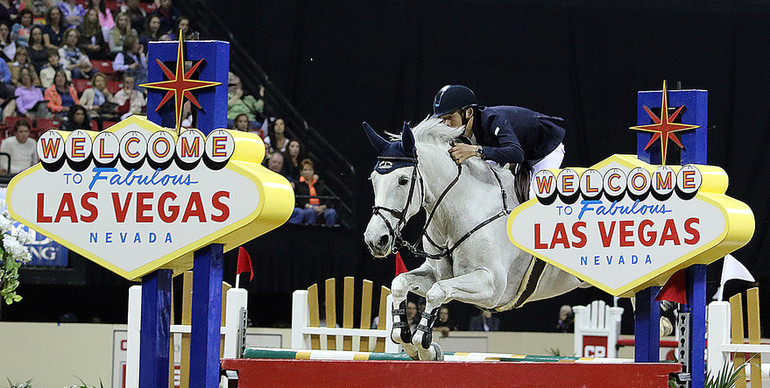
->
[439,111,463,128]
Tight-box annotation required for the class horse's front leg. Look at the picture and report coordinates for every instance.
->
[412,268,499,360]
[390,261,438,360]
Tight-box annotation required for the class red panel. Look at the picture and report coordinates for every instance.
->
[221,359,681,387]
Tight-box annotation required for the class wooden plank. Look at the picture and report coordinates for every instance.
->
[359,280,373,352]
[180,271,193,388]
[746,288,761,387]
[307,284,321,350]
[375,286,390,352]
[220,282,231,358]
[325,278,337,350]
[729,293,746,388]
[342,277,354,351]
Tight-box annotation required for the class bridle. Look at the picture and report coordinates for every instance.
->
[370,144,512,261]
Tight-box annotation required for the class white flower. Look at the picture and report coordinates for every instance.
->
[3,235,31,263]
[0,215,12,233]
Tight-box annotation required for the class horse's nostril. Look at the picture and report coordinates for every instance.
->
[377,235,389,248]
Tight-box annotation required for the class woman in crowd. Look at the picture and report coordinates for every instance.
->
[108,12,136,54]
[121,0,146,33]
[27,26,48,73]
[61,104,90,130]
[281,139,305,182]
[289,159,338,227]
[58,28,96,79]
[10,8,32,47]
[0,21,16,61]
[42,6,67,49]
[9,47,39,86]
[45,68,79,116]
[78,8,109,60]
[113,35,146,87]
[80,72,115,117]
[138,15,161,52]
[87,0,113,34]
[265,117,290,153]
[163,16,191,41]
[232,113,265,138]
[11,67,49,119]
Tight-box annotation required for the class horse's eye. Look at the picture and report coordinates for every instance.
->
[398,176,409,186]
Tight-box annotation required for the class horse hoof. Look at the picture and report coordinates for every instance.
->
[431,343,444,361]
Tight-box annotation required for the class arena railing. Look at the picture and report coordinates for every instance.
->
[175,0,358,229]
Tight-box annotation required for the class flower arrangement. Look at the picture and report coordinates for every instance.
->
[0,200,33,305]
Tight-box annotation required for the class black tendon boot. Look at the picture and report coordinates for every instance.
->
[416,307,440,349]
[392,300,412,343]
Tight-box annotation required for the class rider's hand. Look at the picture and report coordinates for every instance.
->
[449,143,480,164]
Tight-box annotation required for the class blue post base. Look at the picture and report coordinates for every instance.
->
[686,265,707,387]
[139,269,172,387]
[634,286,661,362]
[189,243,224,388]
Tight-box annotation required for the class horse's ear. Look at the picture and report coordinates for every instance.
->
[363,122,389,154]
[401,122,415,156]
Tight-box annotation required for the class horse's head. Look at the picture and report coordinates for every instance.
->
[363,121,422,258]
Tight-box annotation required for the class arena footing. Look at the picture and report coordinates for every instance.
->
[221,358,681,387]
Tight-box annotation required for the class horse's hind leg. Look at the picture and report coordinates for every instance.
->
[412,268,497,360]
[390,262,438,359]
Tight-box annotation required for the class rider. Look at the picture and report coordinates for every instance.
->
[433,85,566,199]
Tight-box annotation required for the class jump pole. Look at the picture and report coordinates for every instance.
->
[636,85,708,385]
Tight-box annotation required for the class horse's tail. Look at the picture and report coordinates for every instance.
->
[514,162,531,203]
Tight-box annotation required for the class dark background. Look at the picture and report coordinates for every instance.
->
[5,0,770,335]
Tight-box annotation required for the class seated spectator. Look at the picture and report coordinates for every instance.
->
[227,72,263,122]
[120,0,147,34]
[9,47,40,86]
[60,104,90,130]
[152,0,181,36]
[266,152,284,175]
[113,73,145,119]
[88,0,114,35]
[26,26,48,73]
[138,15,161,52]
[23,0,57,18]
[58,28,97,79]
[11,8,33,47]
[80,72,115,117]
[0,49,13,95]
[0,0,18,24]
[555,305,574,333]
[0,118,38,175]
[9,66,49,119]
[45,68,80,116]
[58,0,85,27]
[434,306,459,337]
[264,117,290,153]
[232,113,265,138]
[406,301,419,331]
[42,6,67,49]
[113,35,147,88]
[289,159,338,227]
[78,8,109,60]
[0,21,16,62]
[469,310,500,332]
[281,139,305,182]
[39,48,71,88]
[162,16,192,41]
[108,12,137,54]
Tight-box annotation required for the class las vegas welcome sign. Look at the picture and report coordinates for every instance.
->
[6,116,293,280]
[507,154,754,297]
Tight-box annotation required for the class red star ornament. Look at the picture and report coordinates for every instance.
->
[630,80,700,165]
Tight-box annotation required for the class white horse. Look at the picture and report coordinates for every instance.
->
[363,118,583,360]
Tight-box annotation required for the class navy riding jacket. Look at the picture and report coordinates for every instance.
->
[471,106,565,165]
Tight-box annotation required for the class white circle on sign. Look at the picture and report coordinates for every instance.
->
[119,131,147,165]
[37,130,65,164]
[651,166,676,197]
[603,168,627,198]
[92,131,119,165]
[627,167,651,196]
[533,169,557,199]
[148,131,176,165]
[579,169,603,199]
[64,129,93,162]
[677,165,702,195]
[556,169,580,196]
[204,129,235,164]
[176,130,205,164]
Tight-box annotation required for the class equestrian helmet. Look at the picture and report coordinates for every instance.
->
[432,85,478,117]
